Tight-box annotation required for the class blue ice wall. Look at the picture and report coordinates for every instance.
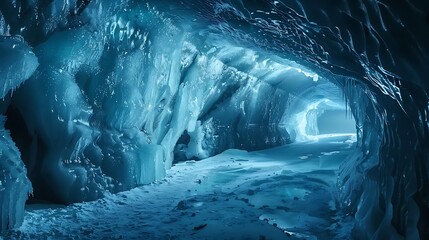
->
[1,1,308,210]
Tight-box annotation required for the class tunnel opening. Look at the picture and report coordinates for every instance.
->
[168,58,359,192]
[317,109,356,135]
[164,66,361,238]
[4,105,62,205]
[280,80,358,144]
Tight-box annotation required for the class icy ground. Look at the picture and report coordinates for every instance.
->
[5,134,356,240]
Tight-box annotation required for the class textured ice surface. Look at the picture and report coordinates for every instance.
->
[0,36,38,99]
[0,0,428,238]
[1,0,317,218]
[0,118,32,231]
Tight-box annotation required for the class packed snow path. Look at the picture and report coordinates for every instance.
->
[5,134,356,240]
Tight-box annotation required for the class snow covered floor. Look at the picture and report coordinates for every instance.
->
[5,134,356,240]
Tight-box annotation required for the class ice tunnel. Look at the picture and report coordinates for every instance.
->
[0,0,428,239]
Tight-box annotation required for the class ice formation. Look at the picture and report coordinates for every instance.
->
[0,34,37,230]
[0,0,428,239]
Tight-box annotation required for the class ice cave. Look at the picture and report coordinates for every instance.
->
[0,0,428,239]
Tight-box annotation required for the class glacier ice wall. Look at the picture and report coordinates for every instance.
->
[0,0,428,238]
[1,1,301,207]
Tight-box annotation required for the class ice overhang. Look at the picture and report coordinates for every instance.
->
[199,43,321,92]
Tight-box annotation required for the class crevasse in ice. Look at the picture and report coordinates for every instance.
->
[0,0,428,239]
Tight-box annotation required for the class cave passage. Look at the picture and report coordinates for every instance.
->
[12,82,359,239]
[9,134,357,240]
[0,0,428,239]
[317,110,356,135]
